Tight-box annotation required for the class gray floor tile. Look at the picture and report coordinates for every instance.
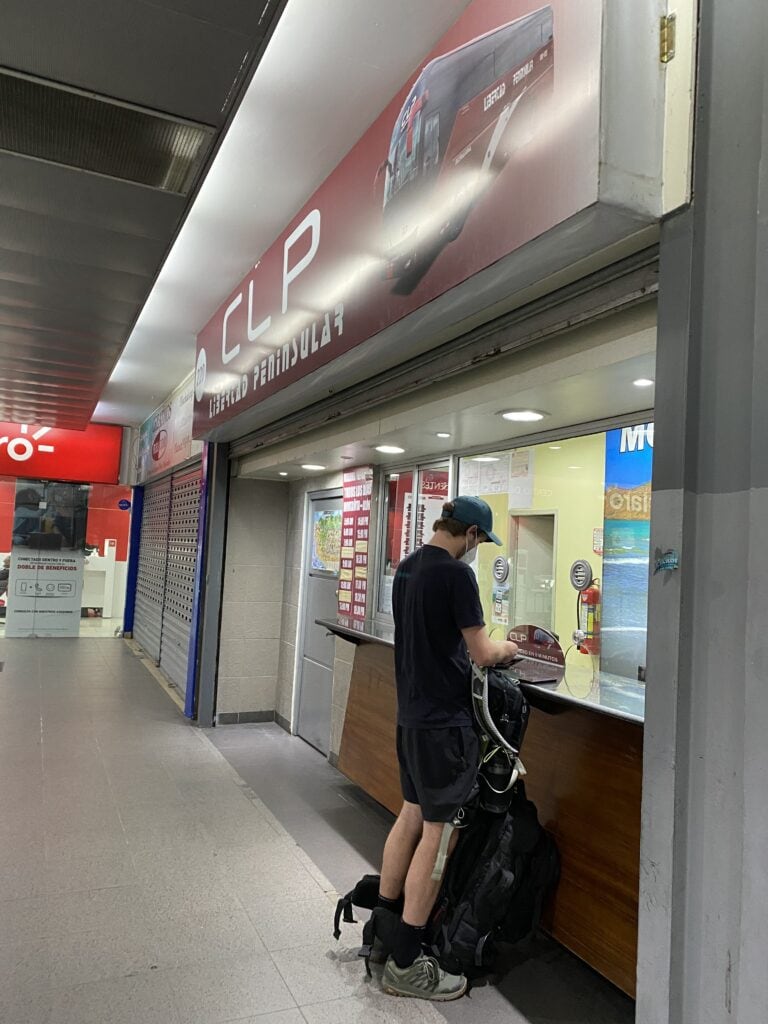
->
[46,922,159,988]
[300,993,445,1024]
[237,1012,305,1024]
[48,969,180,1024]
[167,953,295,1024]
[0,935,51,993]
[270,942,370,1007]
[148,908,266,969]
[247,894,344,952]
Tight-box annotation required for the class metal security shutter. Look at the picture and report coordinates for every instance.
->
[158,469,203,698]
[133,478,172,663]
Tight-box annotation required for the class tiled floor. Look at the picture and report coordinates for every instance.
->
[0,636,635,1024]
[209,723,636,1024]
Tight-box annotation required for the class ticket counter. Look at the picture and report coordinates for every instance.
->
[320,616,644,998]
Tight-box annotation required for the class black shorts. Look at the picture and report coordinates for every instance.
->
[396,724,480,823]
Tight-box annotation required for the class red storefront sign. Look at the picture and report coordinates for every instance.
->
[0,423,122,484]
[338,467,373,622]
[194,0,601,436]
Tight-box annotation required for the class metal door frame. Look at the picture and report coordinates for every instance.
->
[293,487,342,736]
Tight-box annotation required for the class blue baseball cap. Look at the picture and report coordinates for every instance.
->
[451,495,502,545]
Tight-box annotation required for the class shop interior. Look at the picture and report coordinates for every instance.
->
[0,477,133,637]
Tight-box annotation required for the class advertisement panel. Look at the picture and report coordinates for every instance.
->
[601,423,653,678]
[138,374,203,483]
[195,0,602,436]
[338,467,373,621]
[5,479,90,637]
[0,423,122,484]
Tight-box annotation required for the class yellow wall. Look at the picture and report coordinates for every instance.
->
[472,433,605,653]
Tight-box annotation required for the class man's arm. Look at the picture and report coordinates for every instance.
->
[461,625,519,668]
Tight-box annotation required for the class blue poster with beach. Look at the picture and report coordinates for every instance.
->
[601,424,653,678]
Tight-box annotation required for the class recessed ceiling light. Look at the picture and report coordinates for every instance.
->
[279,472,288,477]
[549,445,562,450]
[301,464,326,471]
[375,445,405,454]
[436,432,451,439]
[473,456,499,463]
[633,378,655,388]
[500,409,547,422]
[567,465,582,470]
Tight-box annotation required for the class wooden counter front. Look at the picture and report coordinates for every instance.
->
[337,641,642,998]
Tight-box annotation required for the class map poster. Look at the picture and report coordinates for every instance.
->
[339,467,374,621]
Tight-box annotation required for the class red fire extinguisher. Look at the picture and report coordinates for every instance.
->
[578,580,601,655]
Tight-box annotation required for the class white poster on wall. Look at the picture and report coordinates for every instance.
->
[6,552,85,637]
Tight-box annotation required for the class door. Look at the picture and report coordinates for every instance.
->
[296,493,342,755]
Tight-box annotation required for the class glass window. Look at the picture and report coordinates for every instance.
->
[377,462,450,616]
[423,112,440,175]
[457,424,653,686]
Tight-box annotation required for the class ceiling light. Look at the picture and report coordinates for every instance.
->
[567,465,582,470]
[473,456,499,463]
[436,432,451,439]
[633,378,655,388]
[500,410,546,422]
[301,464,326,471]
[279,472,288,477]
[375,445,405,454]
[549,445,562,450]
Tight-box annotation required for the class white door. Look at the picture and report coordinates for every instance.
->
[296,493,342,755]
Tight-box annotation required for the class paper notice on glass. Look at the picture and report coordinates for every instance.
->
[509,449,534,509]
[478,455,509,495]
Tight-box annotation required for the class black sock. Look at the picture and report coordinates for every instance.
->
[393,919,426,968]
[377,893,404,915]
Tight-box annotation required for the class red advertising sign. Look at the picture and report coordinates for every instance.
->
[194,0,601,436]
[0,423,122,484]
[338,467,374,622]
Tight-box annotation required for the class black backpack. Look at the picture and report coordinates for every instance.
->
[333,783,559,979]
[429,781,560,977]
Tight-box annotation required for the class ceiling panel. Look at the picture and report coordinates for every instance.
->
[0,1,286,428]
[0,0,278,125]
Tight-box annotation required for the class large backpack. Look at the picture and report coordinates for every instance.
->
[429,781,560,977]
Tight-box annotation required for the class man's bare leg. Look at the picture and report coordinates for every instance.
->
[402,821,460,926]
[379,800,423,900]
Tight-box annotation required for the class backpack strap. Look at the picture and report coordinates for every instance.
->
[431,822,455,882]
[333,892,357,941]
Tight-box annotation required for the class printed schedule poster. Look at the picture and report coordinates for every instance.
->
[6,552,84,637]
[339,467,373,622]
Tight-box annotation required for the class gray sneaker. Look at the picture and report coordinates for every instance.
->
[382,954,467,1001]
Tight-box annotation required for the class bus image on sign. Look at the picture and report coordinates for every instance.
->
[378,6,554,290]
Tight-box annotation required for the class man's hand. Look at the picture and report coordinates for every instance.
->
[493,640,520,667]
[462,626,519,668]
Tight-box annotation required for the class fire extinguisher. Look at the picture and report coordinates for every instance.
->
[578,580,601,655]
[569,559,601,655]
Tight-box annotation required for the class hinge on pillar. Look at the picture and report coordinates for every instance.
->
[660,13,677,64]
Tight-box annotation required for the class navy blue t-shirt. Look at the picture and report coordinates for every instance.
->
[392,545,485,728]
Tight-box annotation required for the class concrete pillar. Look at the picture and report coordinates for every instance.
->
[637,1,768,1021]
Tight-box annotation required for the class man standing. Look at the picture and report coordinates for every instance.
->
[379,496,519,1000]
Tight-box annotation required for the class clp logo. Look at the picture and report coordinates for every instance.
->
[0,424,55,462]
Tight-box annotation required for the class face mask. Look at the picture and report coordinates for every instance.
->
[461,533,478,565]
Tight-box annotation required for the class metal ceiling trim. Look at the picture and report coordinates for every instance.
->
[229,247,659,461]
